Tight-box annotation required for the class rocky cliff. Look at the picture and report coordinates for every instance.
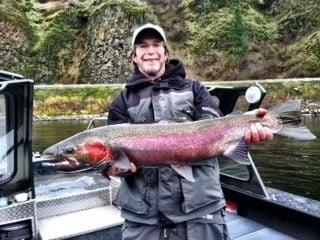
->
[1,0,320,83]
[0,0,152,84]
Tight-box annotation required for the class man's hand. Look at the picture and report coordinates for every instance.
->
[104,163,137,178]
[244,108,273,144]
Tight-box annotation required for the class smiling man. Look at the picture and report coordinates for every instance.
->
[106,23,273,240]
[132,28,168,78]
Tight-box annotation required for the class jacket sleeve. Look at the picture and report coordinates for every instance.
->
[107,92,131,125]
[192,80,222,120]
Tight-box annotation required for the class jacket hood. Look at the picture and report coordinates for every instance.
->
[126,59,186,88]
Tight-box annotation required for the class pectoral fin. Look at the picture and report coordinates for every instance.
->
[112,150,131,170]
[223,139,250,165]
[171,165,195,182]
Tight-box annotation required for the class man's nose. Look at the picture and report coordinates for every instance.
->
[145,46,157,54]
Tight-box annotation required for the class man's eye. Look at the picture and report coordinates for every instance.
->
[138,44,148,48]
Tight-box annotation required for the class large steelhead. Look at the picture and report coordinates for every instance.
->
[41,100,316,181]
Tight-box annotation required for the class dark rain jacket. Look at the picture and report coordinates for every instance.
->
[107,59,225,224]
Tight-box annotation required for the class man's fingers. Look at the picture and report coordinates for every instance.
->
[245,124,274,145]
[106,163,136,177]
[130,163,137,173]
[250,124,260,143]
[265,127,274,141]
[255,123,266,141]
[244,130,252,144]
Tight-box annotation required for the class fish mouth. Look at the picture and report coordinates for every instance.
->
[41,153,79,164]
[39,154,81,173]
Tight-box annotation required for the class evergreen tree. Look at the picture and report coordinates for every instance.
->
[230,6,248,57]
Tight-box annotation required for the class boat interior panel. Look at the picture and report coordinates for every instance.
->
[225,211,295,240]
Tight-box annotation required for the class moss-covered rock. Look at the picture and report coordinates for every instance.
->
[27,5,86,83]
[80,0,152,84]
[303,32,320,74]
[0,0,34,75]
[1,0,154,83]
[271,0,320,42]
[183,2,278,80]
[1,0,320,83]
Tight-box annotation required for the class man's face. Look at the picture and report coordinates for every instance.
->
[133,37,168,79]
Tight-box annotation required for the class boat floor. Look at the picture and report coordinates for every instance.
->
[225,211,295,240]
[38,205,295,240]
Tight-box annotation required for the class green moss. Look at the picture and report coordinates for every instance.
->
[90,0,150,19]
[187,3,278,60]
[303,33,320,72]
[272,0,320,41]
[0,0,34,40]
[119,0,149,15]
[243,6,278,41]
[27,7,85,82]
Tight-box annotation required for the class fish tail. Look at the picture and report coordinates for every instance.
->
[269,100,316,140]
[268,100,301,123]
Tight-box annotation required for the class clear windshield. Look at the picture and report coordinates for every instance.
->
[0,95,14,183]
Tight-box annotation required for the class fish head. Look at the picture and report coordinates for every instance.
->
[41,139,114,172]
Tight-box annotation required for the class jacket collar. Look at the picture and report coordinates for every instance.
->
[125,59,188,89]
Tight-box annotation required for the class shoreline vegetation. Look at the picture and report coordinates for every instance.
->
[33,79,320,120]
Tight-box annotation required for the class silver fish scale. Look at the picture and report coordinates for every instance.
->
[87,116,251,141]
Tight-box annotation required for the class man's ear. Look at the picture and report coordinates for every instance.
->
[130,48,137,62]
[132,56,137,64]
[132,51,137,64]
[164,53,169,63]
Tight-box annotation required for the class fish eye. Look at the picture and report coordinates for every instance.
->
[63,146,75,154]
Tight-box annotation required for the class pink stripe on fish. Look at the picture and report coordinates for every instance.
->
[113,127,228,166]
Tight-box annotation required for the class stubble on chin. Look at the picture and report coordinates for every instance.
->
[144,69,158,77]
[141,64,162,77]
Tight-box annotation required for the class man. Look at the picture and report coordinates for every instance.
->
[106,23,273,240]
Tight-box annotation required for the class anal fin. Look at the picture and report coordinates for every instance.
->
[223,139,250,165]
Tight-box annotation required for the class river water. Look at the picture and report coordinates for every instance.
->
[32,117,320,201]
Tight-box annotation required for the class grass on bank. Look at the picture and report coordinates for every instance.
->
[34,85,122,116]
[34,81,320,117]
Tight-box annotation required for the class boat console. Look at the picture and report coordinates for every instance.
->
[0,70,35,239]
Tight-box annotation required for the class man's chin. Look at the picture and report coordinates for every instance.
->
[145,71,158,77]
[143,68,160,77]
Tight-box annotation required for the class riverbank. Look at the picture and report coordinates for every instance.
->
[32,102,320,122]
[33,114,105,121]
[301,102,320,116]
[33,79,320,119]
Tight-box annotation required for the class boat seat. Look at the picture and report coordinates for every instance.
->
[224,211,296,240]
